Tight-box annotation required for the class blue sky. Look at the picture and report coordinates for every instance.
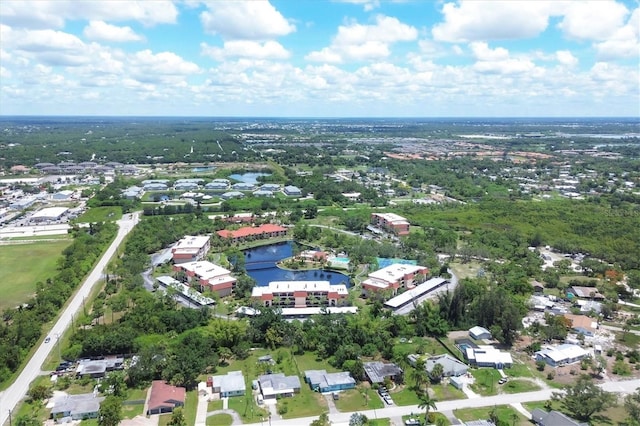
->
[0,0,638,117]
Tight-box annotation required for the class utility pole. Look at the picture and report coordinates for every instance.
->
[8,409,12,426]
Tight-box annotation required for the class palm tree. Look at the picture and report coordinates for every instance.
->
[410,359,429,392]
[430,363,444,384]
[417,389,437,424]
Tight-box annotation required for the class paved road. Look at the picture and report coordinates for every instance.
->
[0,213,139,426]
[266,378,640,426]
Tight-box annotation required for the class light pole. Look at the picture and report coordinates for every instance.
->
[8,409,12,426]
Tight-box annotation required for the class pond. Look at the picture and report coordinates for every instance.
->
[228,172,271,184]
[243,241,350,287]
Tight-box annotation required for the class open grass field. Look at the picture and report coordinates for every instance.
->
[0,240,72,311]
[75,206,122,223]
[453,405,530,426]
[469,369,502,396]
[501,379,541,394]
[448,261,483,280]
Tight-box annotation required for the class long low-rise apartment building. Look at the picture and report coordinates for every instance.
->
[370,212,410,235]
[171,235,210,264]
[252,280,349,308]
[173,260,237,296]
[216,224,288,243]
[362,263,429,296]
[384,277,448,314]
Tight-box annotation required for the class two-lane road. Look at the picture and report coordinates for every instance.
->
[0,213,139,426]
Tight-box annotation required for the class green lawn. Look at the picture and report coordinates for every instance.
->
[454,405,530,426]
[293,352,339,374]
[334,386,384,412]
[0,240,72,311]
[184,390,199,426]
[75,206,122,223]
[206,413,233,426]
[277,390,327,419]
[524,399,631,425]
[501,379,541,394]
[504,361,535,378]
[431,383,466,401]
[122,402,145,419]
[228,395,269,423]
[207,400,224,411]
[390,387,421,406]
[469,369,502,396]
[402,412,450,426]
[369,419,391,426]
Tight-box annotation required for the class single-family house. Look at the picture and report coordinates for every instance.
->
[469,326,492,340]
[465,346,512,369]
[258,373,301,399]
[174,182,199,191]
[568,286,605,300]
[221,191,245,200]
[563,313,597,336]
[531,408,588,426]
[205,181,229,191]
[147,381,186,415]
[363,361,403,384]
[283,185,302,196]
[421,354,468,377]
[304,370,356,393]
[50,393,104,422]
[535,344,590,367]
[232,182,256,191]
[209,371,246,397]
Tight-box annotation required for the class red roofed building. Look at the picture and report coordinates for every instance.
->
[217,224,288,243]
[146,380,186,415]
[371,213,410,236]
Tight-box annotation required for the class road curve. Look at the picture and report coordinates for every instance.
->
[0,213,139,426]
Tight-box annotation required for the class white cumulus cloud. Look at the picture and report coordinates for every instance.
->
[83,21,144,42]
[200,1,295,40]
[306,15,417,63]
[201,40,290,61]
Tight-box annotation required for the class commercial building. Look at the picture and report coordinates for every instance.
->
[52,190,74,200]
[147,381,186,415]
[251,281,348,308]
[209,371,246,398]
[370,213,410,236]
[30,207,69,223]
[535,344,590,367]
[216,224,287,244]
[171,235,210,264]
[304,370,356,393]
[258,373,301,399]
[172,260,236,297]
[361,264,429,296]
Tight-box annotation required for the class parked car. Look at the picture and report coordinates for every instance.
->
[498,377,508,385]
[44,336,51,343]
[332,392,339,400]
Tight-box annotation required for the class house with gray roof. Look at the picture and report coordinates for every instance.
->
[422,353,469,378]
[363,361,403,384]
[209,371,246,397]
[221,191,244,200]
[304,370,356,393]
[50,393,104,422]
[258,373,301,399]
[531,409,587,426]
[284,185,302,196]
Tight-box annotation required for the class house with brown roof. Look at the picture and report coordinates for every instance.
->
[568,286,605,300]
[146,381,186,415]
[563,313,598,336]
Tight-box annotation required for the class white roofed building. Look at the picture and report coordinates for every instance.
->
[384,278,448,314]
[171,235,210,264]
[535,344,590,367]
[172,260,236,297]
[465,346,513,369]
[30,207,69,222]
[362,264,429,296]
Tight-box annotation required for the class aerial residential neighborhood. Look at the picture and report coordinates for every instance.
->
[0,116,638,426]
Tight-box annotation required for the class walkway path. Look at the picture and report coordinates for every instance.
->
[510,402,532,419]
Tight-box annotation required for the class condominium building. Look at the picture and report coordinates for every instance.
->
[251,281,349,308]
[171,235,210,264]
[173,260,237,297]
[370,213,410,236]
[361,264,429,296]
[216,224,288,243]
